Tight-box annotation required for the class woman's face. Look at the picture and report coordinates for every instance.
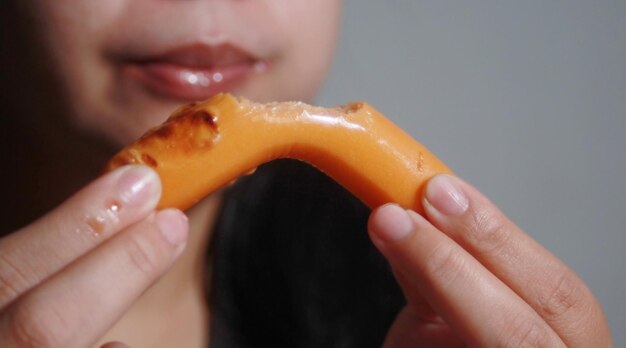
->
[32,0,341,145]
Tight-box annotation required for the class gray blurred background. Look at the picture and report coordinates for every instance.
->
[318,0,626,344]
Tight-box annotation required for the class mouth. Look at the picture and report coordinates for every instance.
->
[121,43,268,102]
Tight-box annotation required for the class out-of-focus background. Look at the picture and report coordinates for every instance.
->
[318,1,626,344]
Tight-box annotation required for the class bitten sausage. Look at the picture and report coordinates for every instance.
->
[104,94,451,213]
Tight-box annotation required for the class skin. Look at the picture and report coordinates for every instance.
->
[4,1,340,347]
[369,175,613,347]
[0,1,612,347]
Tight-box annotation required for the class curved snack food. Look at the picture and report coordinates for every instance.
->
[105,94,452,213]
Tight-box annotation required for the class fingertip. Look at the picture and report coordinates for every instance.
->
[423,174,469,217]
[369,203,416,242]
[155,209,189,250]
[114,165,162,210]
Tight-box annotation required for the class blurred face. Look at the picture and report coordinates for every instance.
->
[31,0,341,145]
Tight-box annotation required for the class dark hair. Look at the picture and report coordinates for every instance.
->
[209,159,404,347]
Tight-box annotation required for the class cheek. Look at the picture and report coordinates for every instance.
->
[246,0,341,101]
[33,0,139,140]
[291,1,341,100]
[287,10,341,100]
[34,1,126,82]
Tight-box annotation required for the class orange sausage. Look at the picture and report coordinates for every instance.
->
[104,93,451,213]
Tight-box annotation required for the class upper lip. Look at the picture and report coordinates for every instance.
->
[126,42,258,68]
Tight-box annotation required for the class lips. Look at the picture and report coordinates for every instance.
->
[122,43,268,101]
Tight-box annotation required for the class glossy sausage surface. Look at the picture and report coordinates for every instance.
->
[105,94,452,213]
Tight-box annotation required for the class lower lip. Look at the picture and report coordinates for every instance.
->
[123,61,266,101]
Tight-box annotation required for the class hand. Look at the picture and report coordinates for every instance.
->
[368,174,612,347]
[0,165,188,348]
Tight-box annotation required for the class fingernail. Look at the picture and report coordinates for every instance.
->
[116,165,161,208]
[424,174,469,216]
[155,209,188,247]
[371,204,415,241]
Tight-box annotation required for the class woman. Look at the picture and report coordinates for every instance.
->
[0,1,612,347]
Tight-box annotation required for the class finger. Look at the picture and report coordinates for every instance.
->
[390,266,438,322]
[422,174,612,347]
[383,306,464,348]
[388,269,460,346]
[369,204,565,347]
[0,209,187,348]
[0,165,160,308]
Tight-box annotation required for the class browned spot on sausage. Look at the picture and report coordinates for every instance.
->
[341,102,363,113]
[169,102,198,120]
[191,110,218,130]
[417,151,425,175]
[136,107,219,153]
[106,154,138,171]
[153,124,174,139]
[141,153,158,168]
